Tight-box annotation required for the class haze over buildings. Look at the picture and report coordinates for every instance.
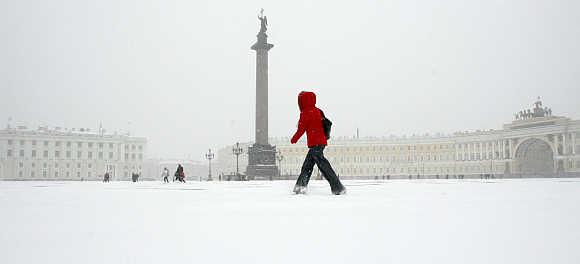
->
[1,0,579,159]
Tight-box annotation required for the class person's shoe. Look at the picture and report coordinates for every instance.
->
[332,187,347,195]
[293,185,307,194]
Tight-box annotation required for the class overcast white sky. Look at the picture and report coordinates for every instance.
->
[1,0,579,159]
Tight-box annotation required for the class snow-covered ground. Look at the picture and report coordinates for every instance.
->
[0,179,578,264]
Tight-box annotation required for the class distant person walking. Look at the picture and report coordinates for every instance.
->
[175,164,185,183]
[162,167,170,183]
[290,91,346,195]
[131,172,139,182]
[103,172,110,183]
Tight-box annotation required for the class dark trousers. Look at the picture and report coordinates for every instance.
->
[163,176,169,183]
[296,145,344,191]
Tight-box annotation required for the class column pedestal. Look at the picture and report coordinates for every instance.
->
[246,144,278,180]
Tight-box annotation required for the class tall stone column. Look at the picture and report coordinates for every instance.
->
[562,133,567,155]
[572,133,576,155]
[246,11,278,180]
[555,134,559,155]
[253,40,272,145]
[508,139,514,159]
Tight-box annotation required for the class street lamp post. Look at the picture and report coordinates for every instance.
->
[232,142,244,181]
[276,149,284,180]
[205,149,214,181]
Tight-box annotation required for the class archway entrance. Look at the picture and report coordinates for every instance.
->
[514,138,554,177]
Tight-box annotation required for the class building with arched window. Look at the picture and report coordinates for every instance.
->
[217,99,580,179]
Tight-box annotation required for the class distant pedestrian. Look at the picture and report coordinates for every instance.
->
[290,91,346,195]
[162,167,170,183]
[103,172,110,183]
[132,172,140,182]
[176,164,185,183]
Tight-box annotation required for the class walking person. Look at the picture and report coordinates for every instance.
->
[103,172,110,183]
[290,91,346,195]
[162,167,170,183]
[176,164,185,183]
[173,167,179,182]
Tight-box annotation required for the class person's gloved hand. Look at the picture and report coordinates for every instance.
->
[290,136,298,144]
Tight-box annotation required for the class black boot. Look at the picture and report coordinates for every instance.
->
[331,183,346,195]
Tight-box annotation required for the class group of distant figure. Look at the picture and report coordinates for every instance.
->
[101,165,184,183]
[514,106,552,120]
[161,164,185,183]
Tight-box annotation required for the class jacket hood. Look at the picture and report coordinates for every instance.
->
[298,91,316,111]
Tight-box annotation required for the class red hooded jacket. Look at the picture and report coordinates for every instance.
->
[291,91,328,147]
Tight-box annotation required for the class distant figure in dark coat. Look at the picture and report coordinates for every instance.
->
[176,164,185,183]
[103,172,110,183]
[131,172,139,182]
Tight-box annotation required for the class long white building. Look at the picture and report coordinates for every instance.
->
[0,126,146,181]
[217,99,580,179]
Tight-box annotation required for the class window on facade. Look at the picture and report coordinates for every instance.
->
[88,172,92,177]
[98,152,103,159]
[55,172,58,178]
[109,152,114,159]
[132,153,136,160]
[66,151,71,158]
[32,140,36,146]
[77,151,82,158]
[77,172,81,177]
[43,171,47,177]
[18,149,24,157]
[31,150,36,157]
[55,151,60,158]
[19,140,25,146]
[8,139,13,145]
[88,163,92,169]
[66,163,70,168]
[88,142,93,148]
[98,143,103,148]
[139,154,143,160]
[66,172,70,177]
[66,142,71,147]
[77,163,81,169]
[18,171,23,177]
[55,163,59,168]
[31,171,35,177]
[125,153,129,160]
[19,162,23,168]
[43,163,47,168]
[109,143,114,148]
[44,141,48,146]
[32,162,35,168]
[88,152,93,159]
[55,141,61,147]
[132,145,136,150]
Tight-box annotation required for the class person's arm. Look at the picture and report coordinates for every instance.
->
[291,113,306,144]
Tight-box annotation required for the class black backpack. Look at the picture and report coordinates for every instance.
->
[320,110,332,139]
